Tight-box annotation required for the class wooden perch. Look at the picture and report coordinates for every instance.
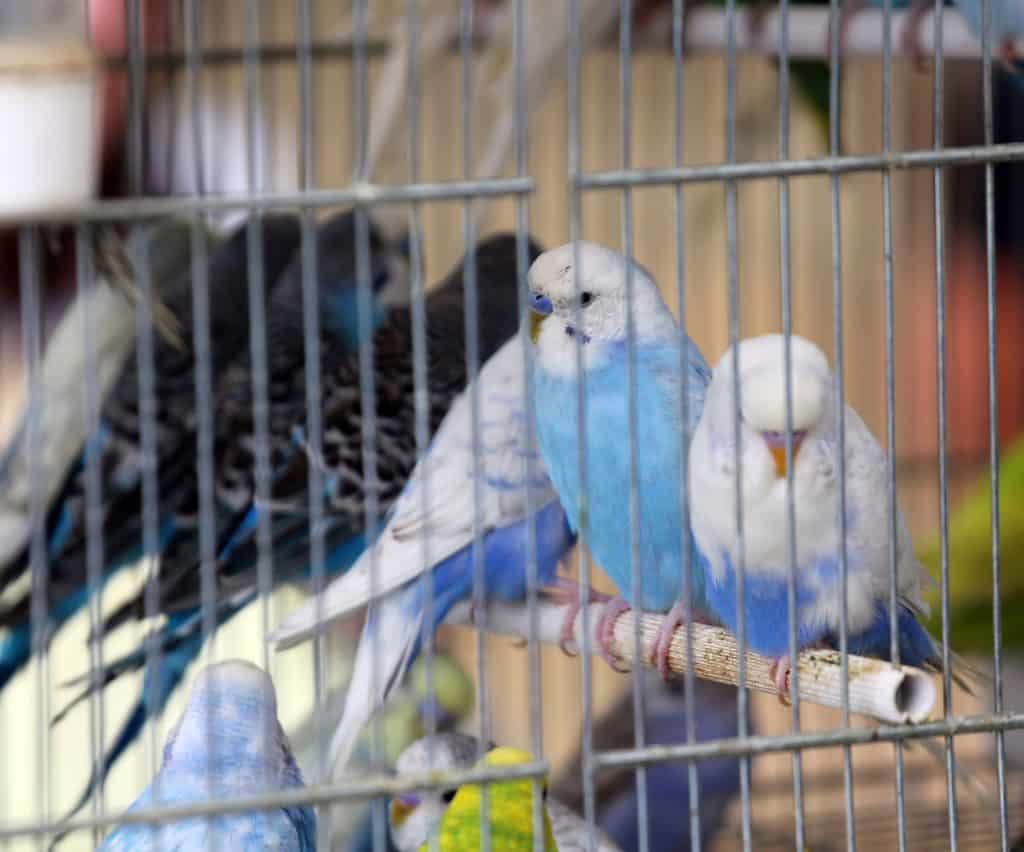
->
[444,598,936,726]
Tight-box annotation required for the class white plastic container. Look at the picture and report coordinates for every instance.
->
[0,2,97,218]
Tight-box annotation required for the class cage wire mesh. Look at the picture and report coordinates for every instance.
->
[0,0,1023,850]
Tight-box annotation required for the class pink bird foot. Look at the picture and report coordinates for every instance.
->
[827,0,866,62]
[545,578,611,657]
[649,600,687,681]
[999,37,1021,75]
[595,597,633,673]
[899,0,933,71]
[769,655,793,705]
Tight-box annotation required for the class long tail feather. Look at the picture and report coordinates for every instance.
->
[327,585,424,778]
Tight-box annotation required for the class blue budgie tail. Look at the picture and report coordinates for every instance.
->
[0,583,104,693]
[840,602,984,694]
[54,612,205,828]
[0,516,176,692]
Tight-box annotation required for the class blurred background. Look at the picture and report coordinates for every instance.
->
[1,0,1022,849]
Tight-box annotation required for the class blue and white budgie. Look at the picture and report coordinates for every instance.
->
[387,733,621,852]
[0,216,300,693]
[688,333,973,699]
[528,241,712,678]
[60,234,535,807]
[270,321,574,775]
[96,660,315,851]
[52,211,406,817]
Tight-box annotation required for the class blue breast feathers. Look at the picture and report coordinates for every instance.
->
[533,339,709,613]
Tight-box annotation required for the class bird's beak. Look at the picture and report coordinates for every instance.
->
[529,310,546,344]
[390,793,420,827]
[764,432,805,478]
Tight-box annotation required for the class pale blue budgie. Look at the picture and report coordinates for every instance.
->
[271,284,583,775]
[96,660,315,851]
[687,333,974,698]
[528,241,712,678]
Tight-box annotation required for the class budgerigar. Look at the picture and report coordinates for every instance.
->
[688,333,971,698]
[271,318,575,775]
[389,734,619,852]
[59,234,531,811]
[0,218,204,569]
[529,241,712,677]
[51,211,406,818]
[96,660,315,851]
[407,744,557,852]
[0,216,300,695]
[295,653,474,852]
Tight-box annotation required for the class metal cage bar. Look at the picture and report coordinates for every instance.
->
[2,0,1022,848]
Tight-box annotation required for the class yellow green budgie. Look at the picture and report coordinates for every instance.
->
[422,746,558,852]
[917,435,1024,654]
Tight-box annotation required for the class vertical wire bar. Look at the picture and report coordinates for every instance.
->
[980,0,1009,846]
[76,225,107,848]
[776,0,808,846]
[457,4,492,850]
[132,222,164,849]
[398,4,442,848]
[722,0,752,846]
[184,3,217,848]
[567,3,597,850]
[825,0,855,848]
[930,0,960,844]
[401,5,440,849]
[19,226,48,852]
[124,0,166,811]
[670,2,702,849]
[880,0,908,842]
[241,0,277,806]
[350,4,384,848]
[294,6,328,852]
[242,0,272,683]
[399,0,440,806]
[509,3,547,847]
[617,5,651,852]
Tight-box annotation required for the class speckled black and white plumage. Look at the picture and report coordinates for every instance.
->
[0,216,301,651]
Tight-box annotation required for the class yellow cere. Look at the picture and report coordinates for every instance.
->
[420,747,558,852]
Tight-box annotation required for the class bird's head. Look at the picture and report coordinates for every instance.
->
[710,334,832,480]
[418,747,555,852]
[164,660,285,773]
[528,241,675,372]
[389,733,483,852]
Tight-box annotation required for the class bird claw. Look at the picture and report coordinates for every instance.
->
[826,0,866,64]
[546,579,610,658]
[769,656,792,706]
[898,0,932,72]
[596,597,632,673]
[999,38,1021,75]
[648,601,686,682]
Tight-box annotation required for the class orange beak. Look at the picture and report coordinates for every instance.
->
[767,433,805,478]
[389,795,418,827]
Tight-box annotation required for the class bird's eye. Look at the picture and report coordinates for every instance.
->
[441,789,456,804]
[580,291,594,306]
[541,786,549,802]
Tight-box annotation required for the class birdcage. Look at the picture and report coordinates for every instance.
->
[0,1,1021,850]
